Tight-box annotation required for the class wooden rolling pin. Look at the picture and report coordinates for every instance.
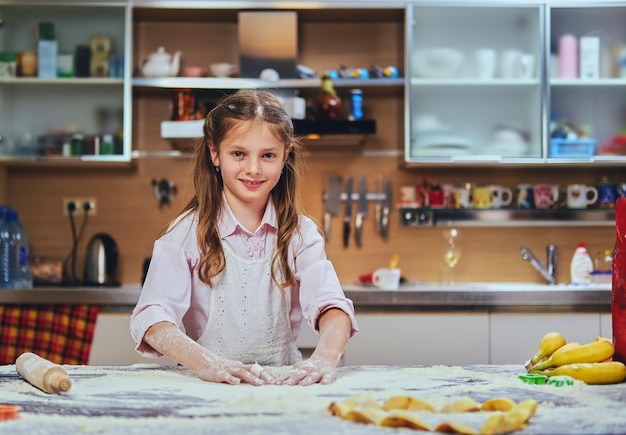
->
[15,352,72,394]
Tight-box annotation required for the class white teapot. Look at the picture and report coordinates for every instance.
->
[141,47,181,77]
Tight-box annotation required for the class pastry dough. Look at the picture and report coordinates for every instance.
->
[328,393,538,435]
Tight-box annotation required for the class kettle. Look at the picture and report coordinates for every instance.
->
[83,233,119,286]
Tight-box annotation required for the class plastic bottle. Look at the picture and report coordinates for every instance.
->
[570,242,593,284]
[6,208,33,289]
[0,205,15,289]
[558,33,578,79]
[349,89,363,120]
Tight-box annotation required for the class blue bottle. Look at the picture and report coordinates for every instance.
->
[350,89,363,120]
[0,205,15,289]
[6,208,33,289]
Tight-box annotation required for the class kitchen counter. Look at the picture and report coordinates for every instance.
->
[1,363,626,434]
[0,283,611,313]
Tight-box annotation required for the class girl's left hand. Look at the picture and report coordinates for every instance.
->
[277,355,336,386]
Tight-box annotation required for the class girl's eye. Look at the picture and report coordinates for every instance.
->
[263,153,275,159]
[232,151,244,158]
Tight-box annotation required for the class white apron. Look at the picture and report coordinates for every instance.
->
[197,243,301,366]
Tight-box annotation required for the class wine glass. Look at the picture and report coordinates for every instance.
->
[441,228,462,286]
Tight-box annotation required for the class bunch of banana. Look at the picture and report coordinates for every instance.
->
[525,333,626,385]
[524,332,566,371]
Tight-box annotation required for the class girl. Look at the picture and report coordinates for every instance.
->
[130,90,358,386]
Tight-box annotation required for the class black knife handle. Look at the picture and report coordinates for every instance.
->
[343,221,350,248]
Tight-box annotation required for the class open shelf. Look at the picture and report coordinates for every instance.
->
[399,207,616,227]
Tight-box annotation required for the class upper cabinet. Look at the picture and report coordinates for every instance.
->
[0,1,131,165]
[548,4,626,164]
[405,2,626,167]
[405,4,544,166]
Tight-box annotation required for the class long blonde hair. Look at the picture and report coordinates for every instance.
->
[165,90,305,288]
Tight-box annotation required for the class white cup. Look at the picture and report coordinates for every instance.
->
[474,49,497,79]
[490,185,513,208]
[517,53,535,79]
[372,268,401,290]
[567,184,598,209]
[500,49,522,79]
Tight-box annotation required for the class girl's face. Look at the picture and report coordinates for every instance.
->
[210,122,290,211]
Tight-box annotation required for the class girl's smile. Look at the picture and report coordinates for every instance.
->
[210,122,290,225]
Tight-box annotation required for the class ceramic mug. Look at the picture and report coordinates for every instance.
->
[517,53,535,79]
[567,184,598,209]
[489,185,513,208]
[475,48,497,79]
[453,186,472,209]
[472,186,493,209]
[372,268,401,290]
[500,49,522,79]
[598,182,619,208]
[516,184,534,209]
[533,184,560,209]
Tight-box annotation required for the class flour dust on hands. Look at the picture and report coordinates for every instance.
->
[197,356,277,386]
[278,355,336,386]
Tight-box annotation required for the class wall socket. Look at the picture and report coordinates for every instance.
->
[62,197,97,216]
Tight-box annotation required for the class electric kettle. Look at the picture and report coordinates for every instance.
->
[83,233,119,286]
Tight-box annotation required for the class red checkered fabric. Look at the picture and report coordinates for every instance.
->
[0,305,99,365]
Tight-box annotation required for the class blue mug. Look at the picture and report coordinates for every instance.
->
[516,184,534,209]
[598,182,619,208]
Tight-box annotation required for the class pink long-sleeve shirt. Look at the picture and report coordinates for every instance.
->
[130,198,358,357]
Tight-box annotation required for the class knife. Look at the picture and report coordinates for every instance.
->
[323,175,343,240]
[343,176,353,248]
[354,175,368,248]
[381,179,392,240]
[374,175,383,235]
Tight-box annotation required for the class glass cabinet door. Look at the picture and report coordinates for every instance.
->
[405,4,543,165]
[548,5,626,163]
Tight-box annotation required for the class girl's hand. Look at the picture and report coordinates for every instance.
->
[195,357,278,386]
[278,355,336,386]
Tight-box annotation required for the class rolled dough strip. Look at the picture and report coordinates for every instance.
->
[15,352,72,394]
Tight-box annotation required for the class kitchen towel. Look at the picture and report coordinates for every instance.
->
[0,305,99,365]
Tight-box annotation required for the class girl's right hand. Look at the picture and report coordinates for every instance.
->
[195,356,277,386]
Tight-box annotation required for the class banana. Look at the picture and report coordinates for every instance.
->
[525,332,567,371]
[535,361,626,385]
[530,339,614,372]
[547,341,581,359]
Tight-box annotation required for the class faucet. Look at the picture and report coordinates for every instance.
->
[520,245,558,285]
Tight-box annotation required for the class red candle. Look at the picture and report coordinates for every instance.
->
[613,198,626,363]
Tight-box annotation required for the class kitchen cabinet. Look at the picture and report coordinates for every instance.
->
[89,312,324,366]
[600,313,613,339]
[405,2,626,166]
[343,312,490,366]
[548,5,626,163]
[0,1,131,165]
[490,312,603,364]
[405,4,544,166]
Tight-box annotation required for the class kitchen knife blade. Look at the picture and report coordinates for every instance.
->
[343,176,353,248]
[381,179,392,240]
[374,175,383,235]
[354,175,368,248]
[323,175,343,240]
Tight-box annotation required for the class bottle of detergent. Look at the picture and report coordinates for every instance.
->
[571,242,593,284]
